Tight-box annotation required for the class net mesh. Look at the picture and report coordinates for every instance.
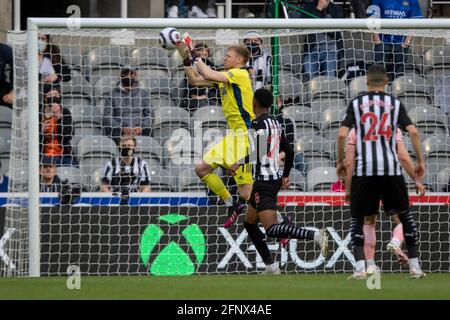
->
[1,26,450,276]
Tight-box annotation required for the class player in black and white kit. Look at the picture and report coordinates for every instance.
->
[229,88,329,274]
[337,65,426,279]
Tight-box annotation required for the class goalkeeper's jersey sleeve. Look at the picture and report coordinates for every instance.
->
[216,68,255,133]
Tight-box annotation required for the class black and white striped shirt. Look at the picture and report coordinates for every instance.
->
[101,156,150,193]
[247,113,294,181]
[342,92,413,177]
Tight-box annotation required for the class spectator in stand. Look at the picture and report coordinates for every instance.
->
[372,0,423,82]
[38,34,71,93]
[39,156,62,193]
[0,43,14,108]
[40,89,75,166]
[181,43,218,112]
[299,0,344,82]
[351,0,369,18]
[0,160,9,192]
[167,0,217,18]
[102,68,152,142]
[243,31,272,91]
[101,136,151,194]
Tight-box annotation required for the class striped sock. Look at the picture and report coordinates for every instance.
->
[266,223,315,240]
[244,222,273,265]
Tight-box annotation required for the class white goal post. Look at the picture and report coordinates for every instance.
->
[18,17,450,277]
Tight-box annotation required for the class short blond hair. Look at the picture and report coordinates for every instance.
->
[120,135,136,147]
[228,45,250,65]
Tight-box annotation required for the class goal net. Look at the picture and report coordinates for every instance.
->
[1,19,449,277]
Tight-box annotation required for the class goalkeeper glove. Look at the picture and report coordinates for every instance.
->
[182,32,200,64]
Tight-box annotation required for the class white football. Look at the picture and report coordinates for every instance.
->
[159,27,181,50]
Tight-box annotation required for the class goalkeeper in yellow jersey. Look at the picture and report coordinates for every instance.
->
[177,34,254,226]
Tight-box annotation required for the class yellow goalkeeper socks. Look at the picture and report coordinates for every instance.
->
[201,173,233,206]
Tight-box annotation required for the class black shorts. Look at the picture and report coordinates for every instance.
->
[248,179,282,213]
[350,176,410,217]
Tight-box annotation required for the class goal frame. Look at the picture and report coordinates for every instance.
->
[26,17,450,277]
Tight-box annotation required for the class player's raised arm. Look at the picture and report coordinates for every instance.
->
[396,131,426,196]
[279,132,294,190]
[177,43,212,88]
[344,129,356,201]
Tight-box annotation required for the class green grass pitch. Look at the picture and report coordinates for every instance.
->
[1,274,450,300]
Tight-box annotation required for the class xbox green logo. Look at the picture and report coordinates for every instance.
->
[139,214,206,276]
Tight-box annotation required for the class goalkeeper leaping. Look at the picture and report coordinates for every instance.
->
[177,34,254,226]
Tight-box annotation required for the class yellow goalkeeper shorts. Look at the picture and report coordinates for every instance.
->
[203,132,253,186]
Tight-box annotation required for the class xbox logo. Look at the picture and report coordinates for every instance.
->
[139,214,206,276]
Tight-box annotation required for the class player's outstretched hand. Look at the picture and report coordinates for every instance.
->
[415,180,426,197]
[415,161,425,179]
[182,33,195,55]
[345,191,351,203]
[282,177,290,190]
[336,161,346,180]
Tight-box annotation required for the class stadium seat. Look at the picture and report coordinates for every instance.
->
[282,105,320,136]
[134,136,163,165]
[320,106,347,142]
[391,75,433,111]
[433,75,450,115]
[142,158,160,168]
[79,157,109,180]
[150,97,178,109]
[138,68,171,81]
[152,107,191,145]
[140,76,175,98]
[0,105,12,124]
[0,105,12,128]
[279,70,305,103]
[61,97,92,112]
[129,47,170,70]
[309,98,347,114]
[60,45,88,71]
[307,76,347,103]
[148,167,173,192]
[84,46,129,83]
[192,106,227,131]
[423,47,450,79]
[82,167,103,192]
[0,158,10,175]
[287,169,306,192]
[76,135,118,162]
[0,136,11,157]
[163,128,202,167]
[60,73,91,97]
[408,106,448,136]
[279,44,302,75]
[435,167,450,192]
[71,105,103,137]
[295,134,334,171]
[422,135,450,174]
[306,166,338,192]
[176,169,205,192]
[348,75,389,99]
[56,166,82,185]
